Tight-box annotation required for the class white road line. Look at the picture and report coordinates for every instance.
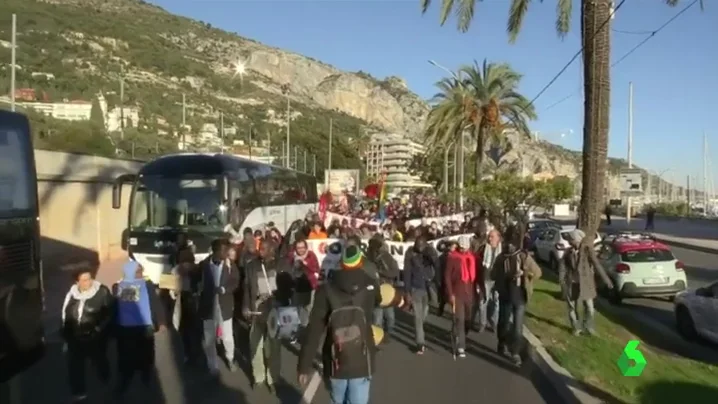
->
[301,370,322,404]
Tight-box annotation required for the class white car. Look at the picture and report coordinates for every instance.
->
[674,281,718,344]
[597,238,688,304]
[532,226,601,270]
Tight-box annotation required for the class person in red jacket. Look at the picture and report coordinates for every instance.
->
[444,236,476,358]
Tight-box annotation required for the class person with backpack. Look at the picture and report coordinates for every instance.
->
[403,235,438,355]
[366,234,400,345]
[444,236,477,358]
[297,245,381,404]
[490,224,542,366]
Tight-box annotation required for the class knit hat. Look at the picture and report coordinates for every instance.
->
[458,236,471,250]
[569,229,585,245]
[341,245,363,270]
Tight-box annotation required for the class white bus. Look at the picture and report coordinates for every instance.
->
[112,153,318,287]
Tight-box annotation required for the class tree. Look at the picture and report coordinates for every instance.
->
[465,173,573,221]
[419,0,696,240]
[423,60,535,186]
[90,97,105,130]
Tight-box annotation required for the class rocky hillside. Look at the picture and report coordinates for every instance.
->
[1,0,669,194]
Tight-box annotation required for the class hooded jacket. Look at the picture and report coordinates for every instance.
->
[490,245,542,303]
[297,269,381,380]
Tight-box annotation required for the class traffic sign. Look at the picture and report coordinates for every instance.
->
[619,168,643,197]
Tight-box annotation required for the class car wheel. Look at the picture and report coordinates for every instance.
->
[676,305,698,340]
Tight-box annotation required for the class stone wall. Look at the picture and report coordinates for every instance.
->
[35,149,143,269]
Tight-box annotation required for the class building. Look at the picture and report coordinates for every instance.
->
[20,100,92,121]
[365,133,431,189]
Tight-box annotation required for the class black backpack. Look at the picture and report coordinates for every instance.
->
[325,285,372,376]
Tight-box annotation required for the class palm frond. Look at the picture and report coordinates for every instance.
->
[456,0,478,33]
[439,0,456,26]
[507,0,532,43]
[555,0,572,39]
[420,0,432,14]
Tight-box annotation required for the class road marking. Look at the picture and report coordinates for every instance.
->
[301,371,322,403]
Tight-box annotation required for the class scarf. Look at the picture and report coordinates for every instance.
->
[61,280,101,323]
[482,243,501,271]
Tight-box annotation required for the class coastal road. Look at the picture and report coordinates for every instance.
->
[8,260,561,404]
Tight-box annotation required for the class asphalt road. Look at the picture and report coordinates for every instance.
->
[9,290,560,404]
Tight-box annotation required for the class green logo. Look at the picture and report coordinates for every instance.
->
[617,340,647,376]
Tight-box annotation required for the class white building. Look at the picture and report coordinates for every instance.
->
[21,100,92,121]
[365,133,431,189]
[97,93,140,132]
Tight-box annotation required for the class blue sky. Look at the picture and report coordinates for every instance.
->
[150,0,717,190]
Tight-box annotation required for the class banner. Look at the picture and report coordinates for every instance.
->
[405,213,469,228]
[306,233,474,275]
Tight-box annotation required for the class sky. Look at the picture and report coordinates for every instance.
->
[150,0,717,191]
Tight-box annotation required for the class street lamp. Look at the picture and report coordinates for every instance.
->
[428,59,465,211]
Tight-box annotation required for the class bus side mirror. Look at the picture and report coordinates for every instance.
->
[112,183,122,209]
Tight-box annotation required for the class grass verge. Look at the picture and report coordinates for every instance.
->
[526,278,718,404]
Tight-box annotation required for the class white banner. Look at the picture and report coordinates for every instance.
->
[306,233,474,275]
[323,212,472,229]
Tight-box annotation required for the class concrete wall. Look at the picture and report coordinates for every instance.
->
[35,150,143,269]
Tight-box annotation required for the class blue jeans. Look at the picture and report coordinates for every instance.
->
[497,299,526,356]
[329,377,371,404]
[373,306,395,333]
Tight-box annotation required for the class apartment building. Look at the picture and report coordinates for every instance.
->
[365,133,431,189]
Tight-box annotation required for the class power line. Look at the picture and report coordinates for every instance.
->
[542,0,699,111]
[612,0,699,67]
[527,0,627,108]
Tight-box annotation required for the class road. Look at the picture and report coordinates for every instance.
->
[6,259,560,404]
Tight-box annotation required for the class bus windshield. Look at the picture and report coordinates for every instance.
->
[0,125,36,218]
[130,175,227,231]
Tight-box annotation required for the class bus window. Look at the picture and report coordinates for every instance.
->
[0,128,35,215]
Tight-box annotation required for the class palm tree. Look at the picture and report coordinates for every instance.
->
[424,61,535,187]
[420,0,691,235]
[459,59,535,182]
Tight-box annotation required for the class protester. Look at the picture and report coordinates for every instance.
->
[169,233,201,366]
[444,236,476,358]
[198,239,240,375]
[490,224,542,366]
[297,245,381,404]
[476,229,502,332]
[366,233,400,345]
[61,268,114,402]
[243,240,283,391]
[112,260,166,398]
[290,239,320,328]
[403,235,438,355]
[558,229,614,336]
[308,222,328,239]
[435,240,457,317]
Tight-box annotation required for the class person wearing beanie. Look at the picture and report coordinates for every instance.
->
[403,235,439,355]
[297,244,381,404]
[490,223,542,366]
[558,229,613,336]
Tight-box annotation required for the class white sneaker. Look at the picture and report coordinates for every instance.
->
[458,348,466,358]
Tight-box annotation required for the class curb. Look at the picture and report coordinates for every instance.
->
[654,238,718,255]
[522,326,604,404]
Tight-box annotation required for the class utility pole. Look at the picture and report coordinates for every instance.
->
[443,144,450,194]
[294,146,298,170]
[10,14,17,112]
[181,93,186,151]
[303,150,307,173]
[459,132,465,210]
[282,84,291,168]
[266,131,271,163]
[703,131,708,212]
[327,118,333,176]
[119,63,125,140]
[312,154,316,176]
[626,82,634,223]
[219,112,224,154]
[248,124,253,159]
[281,142,286,167]
[687,175,692,215]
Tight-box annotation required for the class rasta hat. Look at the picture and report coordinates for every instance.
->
[341,245,363,270]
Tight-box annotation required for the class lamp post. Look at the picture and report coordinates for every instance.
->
[428,59,464,210]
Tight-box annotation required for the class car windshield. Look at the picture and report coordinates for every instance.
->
[621,249,675,263]
[130,175,226,231]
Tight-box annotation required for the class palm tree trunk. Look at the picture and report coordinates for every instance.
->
[474,124,485,184]
[578,0,611,237]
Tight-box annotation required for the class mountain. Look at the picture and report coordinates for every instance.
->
[0,0,680,197]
